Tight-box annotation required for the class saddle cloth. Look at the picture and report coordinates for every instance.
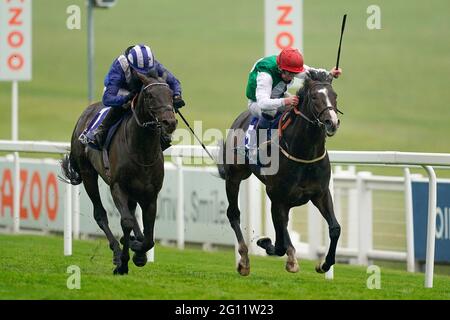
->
[78,107,128,151]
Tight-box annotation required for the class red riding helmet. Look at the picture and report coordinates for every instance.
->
[276,47,304,73]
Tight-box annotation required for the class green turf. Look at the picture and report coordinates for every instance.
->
[0,234,449,300]
[0,0,449,154]
[1,1,450,301]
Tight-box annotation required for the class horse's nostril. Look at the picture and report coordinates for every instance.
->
[162,119,177,131]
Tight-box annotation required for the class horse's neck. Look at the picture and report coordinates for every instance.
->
[126,96,161,157]
[283,102,326,160]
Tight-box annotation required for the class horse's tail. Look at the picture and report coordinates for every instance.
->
[60,152,82,185]
[216,139,226,180]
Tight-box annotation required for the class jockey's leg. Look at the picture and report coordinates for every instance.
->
[247,101,279,164]
[92,105,127,149]
[246,101,261,163]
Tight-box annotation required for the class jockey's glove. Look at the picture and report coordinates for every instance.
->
[173,95,185,110]
[125,90,138,103]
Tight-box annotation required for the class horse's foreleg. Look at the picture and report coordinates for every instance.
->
[132,196,157,267]
[129,200,145,242]
[226,179,250,276]
[81,170,121,267]
[119,200,144,249]
[269,201,299,273]
[312,189,341,273]
[111,183,133,275]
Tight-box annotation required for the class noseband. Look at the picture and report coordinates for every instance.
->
[131,82,172,130]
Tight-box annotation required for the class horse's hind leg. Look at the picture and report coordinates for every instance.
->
[225,168,251,276]
[110,183,134,275]
[312,189,341,273]
[80,168,122,267]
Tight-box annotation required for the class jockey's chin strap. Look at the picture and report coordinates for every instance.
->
[130,82,170,130]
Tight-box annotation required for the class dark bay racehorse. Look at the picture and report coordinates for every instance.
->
[61,73,177,275]
[218,72,341,276]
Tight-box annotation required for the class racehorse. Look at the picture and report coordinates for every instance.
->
[61,73,177,275]
[217,71,341,276]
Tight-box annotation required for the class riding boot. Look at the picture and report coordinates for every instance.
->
[245,123,258,164]
[92,106,127,149]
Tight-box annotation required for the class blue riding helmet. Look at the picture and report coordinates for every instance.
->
[126,44,154,74]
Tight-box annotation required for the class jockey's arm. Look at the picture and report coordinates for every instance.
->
[102,63,130,107]
[154,60,182,97]
[255,72,287,117]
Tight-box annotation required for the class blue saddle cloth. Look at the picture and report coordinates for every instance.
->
[78,107,128,151]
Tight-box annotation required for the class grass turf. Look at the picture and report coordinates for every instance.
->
[0,234,449,300]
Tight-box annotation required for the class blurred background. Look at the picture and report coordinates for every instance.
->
[1,0,449,153]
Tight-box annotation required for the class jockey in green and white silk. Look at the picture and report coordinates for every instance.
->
[245,47,341,119]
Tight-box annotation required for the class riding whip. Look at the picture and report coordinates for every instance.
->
[175,109,216,162]
[336,14,347,69]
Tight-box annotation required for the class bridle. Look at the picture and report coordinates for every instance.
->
[124,82,172,167]
[277,81,342,164]
[130,82,173,130]
[293,82,343,129]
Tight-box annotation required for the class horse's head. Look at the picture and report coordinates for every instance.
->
[135,73,178,134]
[297,72,341,137]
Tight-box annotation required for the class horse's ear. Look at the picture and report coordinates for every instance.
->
[326,73,334,83]
[156,72,168,83]
[303,73,313,87]
[148,68,158,79]
[136,72,151,85]
[161,71,168,82]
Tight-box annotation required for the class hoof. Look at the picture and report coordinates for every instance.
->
[237,263,250,276]
[286,261,299,273]
[113,264,129,275]
[315,261,329,274]
[256,237,272,250]
[257,237,276,255]
[132,253,147,267]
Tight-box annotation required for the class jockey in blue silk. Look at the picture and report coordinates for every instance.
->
[91,44,185,150]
